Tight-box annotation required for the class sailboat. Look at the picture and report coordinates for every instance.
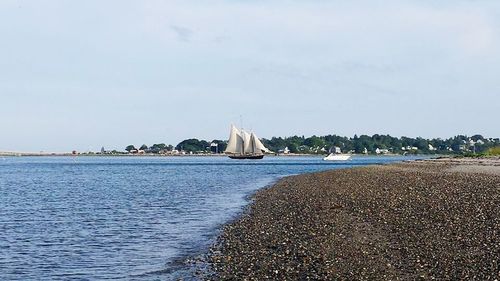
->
[224,125,271,159]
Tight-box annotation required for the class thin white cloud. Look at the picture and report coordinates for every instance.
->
[170,25,194,42]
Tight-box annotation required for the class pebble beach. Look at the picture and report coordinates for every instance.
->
[208,158,500,280]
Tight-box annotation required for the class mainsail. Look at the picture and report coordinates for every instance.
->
[241,129,253,154]
[224,125,271,155]
[224,125,244,154]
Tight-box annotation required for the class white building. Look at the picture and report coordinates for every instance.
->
[375,148,389,154]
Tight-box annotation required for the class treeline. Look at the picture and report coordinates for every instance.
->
[123,134,499,155]
[124,140,227,154]
[262,134,499,155]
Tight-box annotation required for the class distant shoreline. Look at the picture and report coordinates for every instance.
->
[0,152,416,157]
[0,153,322,157]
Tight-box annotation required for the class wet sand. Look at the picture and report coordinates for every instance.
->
[208,158,500,280]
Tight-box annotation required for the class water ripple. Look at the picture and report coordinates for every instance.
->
[0,155,421,280]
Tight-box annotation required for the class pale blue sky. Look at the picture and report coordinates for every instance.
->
[1,0,499,152]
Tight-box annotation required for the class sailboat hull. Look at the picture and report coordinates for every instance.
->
[228,154,264,160]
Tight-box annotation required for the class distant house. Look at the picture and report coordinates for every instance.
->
[277,147,291,154]
[375,148,389,154]
[299,145,308,151]
[428,144,437,151]
[402,146,417,151]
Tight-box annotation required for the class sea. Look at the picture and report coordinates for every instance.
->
[0,155,423,280]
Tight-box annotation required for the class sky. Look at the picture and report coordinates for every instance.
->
[1,0,499,152]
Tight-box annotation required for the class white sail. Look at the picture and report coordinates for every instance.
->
[241,129,253,154]
[225,125,272,156]
[251,133,271,153]
[250,134,258,154]
[224,125,244,154]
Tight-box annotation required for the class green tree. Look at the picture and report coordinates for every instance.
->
[125,145,136,152]
[176,139,210,152]
[471,134,484,142]
[150,143,167,153]
[304,135,325,153]
[415,137,429,152]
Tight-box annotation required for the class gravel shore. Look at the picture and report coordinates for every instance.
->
[208,159,499,280]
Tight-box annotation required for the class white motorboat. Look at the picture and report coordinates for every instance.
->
[323,153,351,161]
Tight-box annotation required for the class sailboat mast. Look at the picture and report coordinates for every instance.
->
[241,133,245,155]
[251,134,255,154]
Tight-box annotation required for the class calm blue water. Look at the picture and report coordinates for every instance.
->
[0,155,422,280]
